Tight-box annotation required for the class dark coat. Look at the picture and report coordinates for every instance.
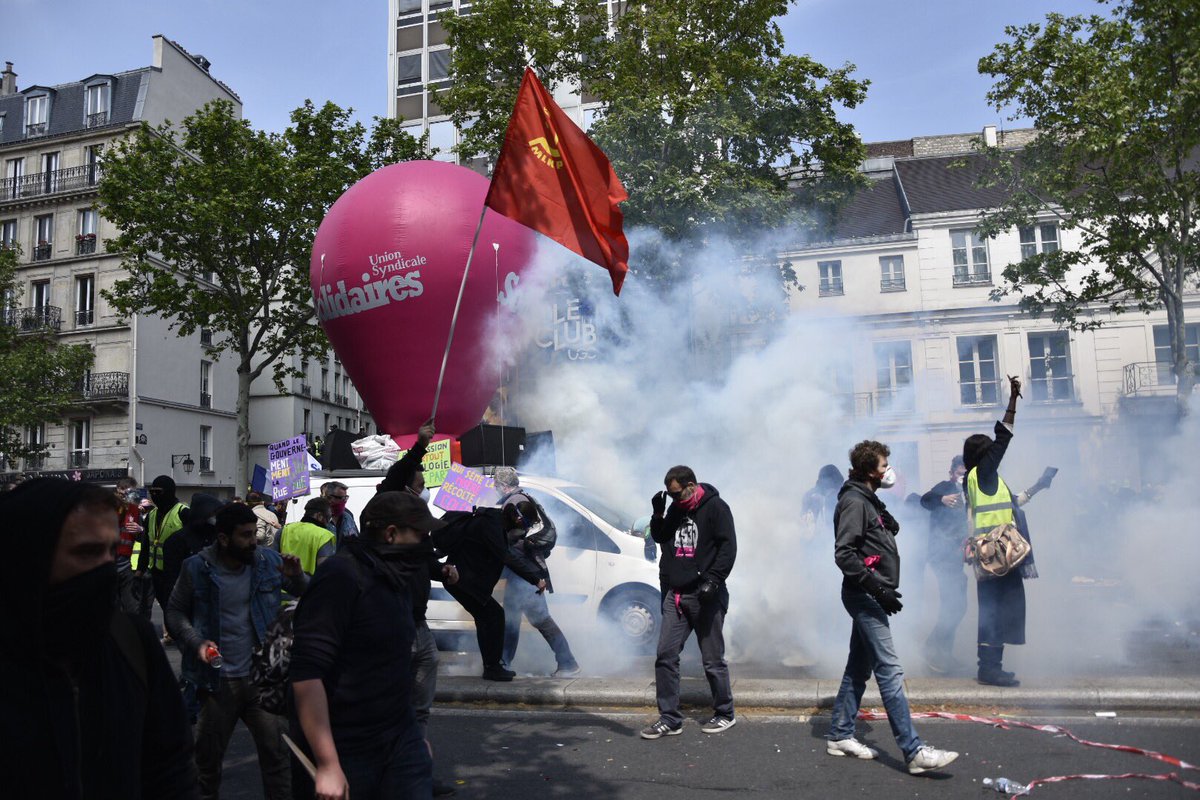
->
[649,483,737,592]
[433,507,544,605]
[834,480,901,591]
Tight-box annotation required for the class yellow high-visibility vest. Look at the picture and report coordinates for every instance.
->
[280,521,336,576]
[965,467,1014,536]
[147,503,187,572]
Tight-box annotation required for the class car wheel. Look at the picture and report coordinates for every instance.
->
[601,586,661,655]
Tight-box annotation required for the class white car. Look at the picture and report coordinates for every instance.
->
[317,472,662,654]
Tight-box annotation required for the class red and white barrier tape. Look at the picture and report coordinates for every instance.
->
[857,710,1200,794]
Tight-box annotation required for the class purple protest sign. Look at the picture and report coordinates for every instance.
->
[433,463,500,512]
[268,435,311,502]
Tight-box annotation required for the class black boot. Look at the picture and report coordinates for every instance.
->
[977,644,1019,687]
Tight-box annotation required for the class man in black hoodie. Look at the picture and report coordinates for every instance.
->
[0,478,197,799]
[641,465,737,740]
[828,440,958,775]
[919,456,968,673]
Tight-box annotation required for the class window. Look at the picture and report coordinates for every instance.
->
[84,83,110,127]
[951,229,990,286]
[303,409,311,436]
[397,23,424,51]
[428,120,456,162]
[321,368,329,399]
[69,418,90,468]
[1153,324,1200,385]
[25,423,45,470]
[74,275,94,327]
[200,361,212,407]
[0,219,15,248]
[874,341,914,411]
[396,0,422,13]
[879,255,905,292]
[397,54,422,86]
[32,280,50,309]
[25,95,49,135]
[84,144,103,185]
[818,260,844,296]
[1019,223,1060,259]
[77,209,98,255]
[957,335,999,406]
[4,158,23,200]
[34,214,53,260]
[428,48,451,82]
[1028,332,1073,402]
[41,152,59,194]
[324,412,330,432]
[200,425,212,473]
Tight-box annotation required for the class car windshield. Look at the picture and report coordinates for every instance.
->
[558,486,635,533]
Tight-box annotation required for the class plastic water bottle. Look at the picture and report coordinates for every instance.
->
[982,777,1027,794]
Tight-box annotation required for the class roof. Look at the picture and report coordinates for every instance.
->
[0,68,150,145]
[824,176,909,240]
[894,153,1013,215]
[866,139,914,158]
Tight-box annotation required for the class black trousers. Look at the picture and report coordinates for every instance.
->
[445,583,505,669]
[977,569,1026,646]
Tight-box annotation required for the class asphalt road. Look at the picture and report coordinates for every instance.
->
[215,708,1200,799]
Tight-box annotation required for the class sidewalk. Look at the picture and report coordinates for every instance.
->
[435,674,1200,713]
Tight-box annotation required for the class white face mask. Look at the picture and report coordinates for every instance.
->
[419,488,431,503]
[880,466,897,489]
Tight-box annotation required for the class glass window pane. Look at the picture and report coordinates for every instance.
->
[1019,226,1035,244]
[397,54,422,84]
[428,48,451,80]
[978,337,994,360]
[428,20,448,46]
[396,0,422,12]
[397,25,423,51]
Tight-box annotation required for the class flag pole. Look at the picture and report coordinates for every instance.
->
[431,203,489,423]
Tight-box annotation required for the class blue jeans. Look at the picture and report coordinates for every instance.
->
[338,725,432,800]
[654,589,733,727]
[828,586,922,761]
[501,567,578,671]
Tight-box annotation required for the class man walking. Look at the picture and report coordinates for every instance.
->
[138,475,189,641]
[919,455,968,673]
[114,476,147,615]
[280,497,338,577]
[827,440,958,774]
[642,465,737,739]
[167,503,308,800]
[320,481,359,547]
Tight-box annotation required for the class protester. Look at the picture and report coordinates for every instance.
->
[291,491,437,800]
[162,493,223,600]
[438,502,547,682]
[962,375,1053,687]
[642,465,737,739]
[280,497,338,577]
[320,481,359,547]
[377,419,436,498]
[136,474,189,642]
[167,503,308,800]
[919,456,968,673]
[827,440,959,774]
[801,464,844,533]
[115,475,148,615]
[248,490,283,549]
[0,478,198,798]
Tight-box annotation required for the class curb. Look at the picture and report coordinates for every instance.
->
[435,675,1200,712]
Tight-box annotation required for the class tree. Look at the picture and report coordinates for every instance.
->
[440,0,868,288]
[100,100,434,491]
[0,245,94,469]
[977,0,1200,404]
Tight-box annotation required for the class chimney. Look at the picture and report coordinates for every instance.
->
[982,124,998,148]
[1,62,17,97]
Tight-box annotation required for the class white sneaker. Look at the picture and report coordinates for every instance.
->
[906,745,959,774]
[826,738,879,759]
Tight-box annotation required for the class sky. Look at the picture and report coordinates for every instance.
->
[3,0,1103,142]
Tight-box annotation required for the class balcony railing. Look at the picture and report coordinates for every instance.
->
[959,379,1002,407]
[75,236,97,255]
[953,269,992,287]
[322,389,331,400]
[880,276,906,292]
[334,393,348,405]
[300,383,311,397]
[33,243,52,261]
[24,455,45,471]
[1123,361,1200,396]
[876,386,916,413]
[75,309,94,327]
[200,392,212,408]
[199,456,212,473]
[85,111,109,128]
[1029,375,1075,403]
[78,371,129,400]
[4,306,62,333]
[1,165,102,202]
[818,281,844,297]
[67,450,90,469]
[25,122,47,138]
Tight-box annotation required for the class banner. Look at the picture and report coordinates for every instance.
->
[268,435,311,502]
[433,463,499,512]
[395,438,453,488]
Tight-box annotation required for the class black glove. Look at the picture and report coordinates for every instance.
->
[697,578,720,603]
[651,491,667,517]
[860,572,903,615]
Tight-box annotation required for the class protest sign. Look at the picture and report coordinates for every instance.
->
[395,438,453,487]
[268,435,311,502]
[433,462,500,512]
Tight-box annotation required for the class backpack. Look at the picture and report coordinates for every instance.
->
[251,601,297,715]
[501,491,557,556]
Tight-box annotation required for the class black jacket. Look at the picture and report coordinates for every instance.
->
[920,480,966,543]
[834,480,901,591]
[161,493,223,588]
[649,483,737,592]
[433,508,544,604]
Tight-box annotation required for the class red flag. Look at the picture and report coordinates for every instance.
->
[485,68,630,296]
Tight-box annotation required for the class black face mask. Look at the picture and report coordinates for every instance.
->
[42,562,117,660]
[370,538,433,561]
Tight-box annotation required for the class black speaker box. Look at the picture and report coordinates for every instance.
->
[459,424,526,467]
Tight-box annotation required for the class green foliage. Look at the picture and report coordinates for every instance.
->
[977,0,1200,398]
[0,245,94,467]
[440,0,867,289]
[99,99,435,486]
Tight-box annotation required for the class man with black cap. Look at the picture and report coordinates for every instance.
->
[136,474,189,641]
[291,491,440,800]
[0,478,198,798]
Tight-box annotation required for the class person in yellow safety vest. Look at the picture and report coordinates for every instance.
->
[134,475,189,643]
[962,376,1053,688]
[280,497,337,578]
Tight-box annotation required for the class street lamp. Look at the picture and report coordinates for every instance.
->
[171,453,195,474]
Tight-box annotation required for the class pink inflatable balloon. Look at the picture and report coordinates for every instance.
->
[310,161,534,438]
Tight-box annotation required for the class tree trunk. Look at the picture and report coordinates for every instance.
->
[1165,290,1195,413]
[237,364,253,495]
